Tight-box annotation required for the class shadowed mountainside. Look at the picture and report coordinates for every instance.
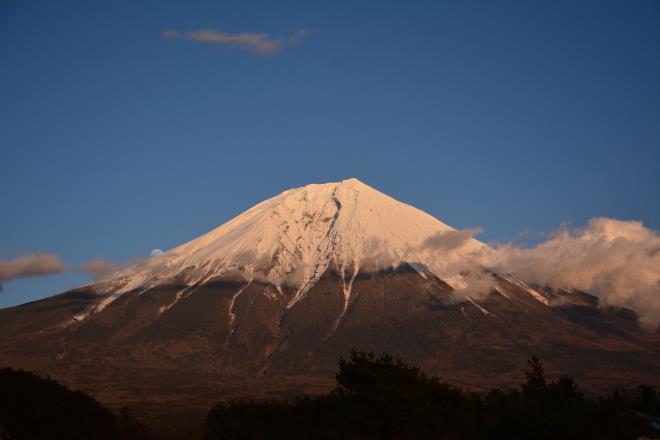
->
[1,265,660,431]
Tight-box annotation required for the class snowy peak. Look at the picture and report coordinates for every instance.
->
[102,179,486,297]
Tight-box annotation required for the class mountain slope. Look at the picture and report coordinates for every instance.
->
[1,178,659,428]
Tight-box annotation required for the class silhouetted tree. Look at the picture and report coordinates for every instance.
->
[522,355,547,398]
[635,385,660,416]
[118,406,150,440]
[335,350,427,396]
[0,368,150,439]
[0,368,117,439]
[204,352,658,440]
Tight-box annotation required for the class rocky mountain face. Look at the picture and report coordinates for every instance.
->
[1,179,659,428]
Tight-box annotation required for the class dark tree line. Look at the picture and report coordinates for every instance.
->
[2,355,659,439]
[204,352,660,440]
[0,368,148,440]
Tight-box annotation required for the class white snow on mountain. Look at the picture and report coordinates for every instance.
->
[91,178,487,314]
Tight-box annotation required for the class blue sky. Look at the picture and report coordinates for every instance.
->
[1,0,659,307]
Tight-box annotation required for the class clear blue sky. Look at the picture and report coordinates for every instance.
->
[1,0,659,307]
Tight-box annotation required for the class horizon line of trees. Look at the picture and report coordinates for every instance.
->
[0,368,147,440]
[204,352,660,440]
[2,353,660,439]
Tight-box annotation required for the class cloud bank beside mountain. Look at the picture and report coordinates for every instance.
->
[422,218,660,329]
[483,218,660,328]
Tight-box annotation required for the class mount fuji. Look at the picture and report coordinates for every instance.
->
[2,178,659,424]
[83,178,486,319]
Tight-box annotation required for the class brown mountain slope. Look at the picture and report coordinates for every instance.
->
[1,265,659,432]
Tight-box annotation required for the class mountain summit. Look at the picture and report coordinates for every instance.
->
[1,179,659,426]
[97,178,484,313]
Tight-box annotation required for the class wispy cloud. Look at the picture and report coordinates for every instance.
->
[162,28,314,55]
[0,253,116,292]
[0,253,67,291]
[421,228,483,252]
[79,258,116,281]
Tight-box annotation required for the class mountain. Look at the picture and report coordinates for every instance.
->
[1,178,659,427]
[89,177,485,310]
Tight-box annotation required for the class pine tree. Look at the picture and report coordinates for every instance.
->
[522,355,547,398]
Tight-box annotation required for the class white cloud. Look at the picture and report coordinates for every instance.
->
[421,227,484,252]
[418,218,660,329]
[481,218,660,328]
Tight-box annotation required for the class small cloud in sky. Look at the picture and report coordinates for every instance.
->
[0,245,166,293]
[79,258,116,281]
[421,227,483,252]
[0,252,67,291]
[0,252,118,292]
[162,28,314,55]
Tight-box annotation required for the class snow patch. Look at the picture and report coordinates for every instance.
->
[467,298,493,316]
[228,281,253,330]
[502,274,549,306]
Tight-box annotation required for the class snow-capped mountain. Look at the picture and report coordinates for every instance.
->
[1,178,659,426]
[91,178,485,314]
[80,177,563,329]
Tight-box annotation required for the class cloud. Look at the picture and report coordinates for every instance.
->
[162,28,314,55]
[0,253,67,291]
[415,227,492,300]
[417,219,660,328]
[150,249,164,257]
[79,258,116,281]
[421,228,483,252]
[0,252,119,292]
[481,218,660,329]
